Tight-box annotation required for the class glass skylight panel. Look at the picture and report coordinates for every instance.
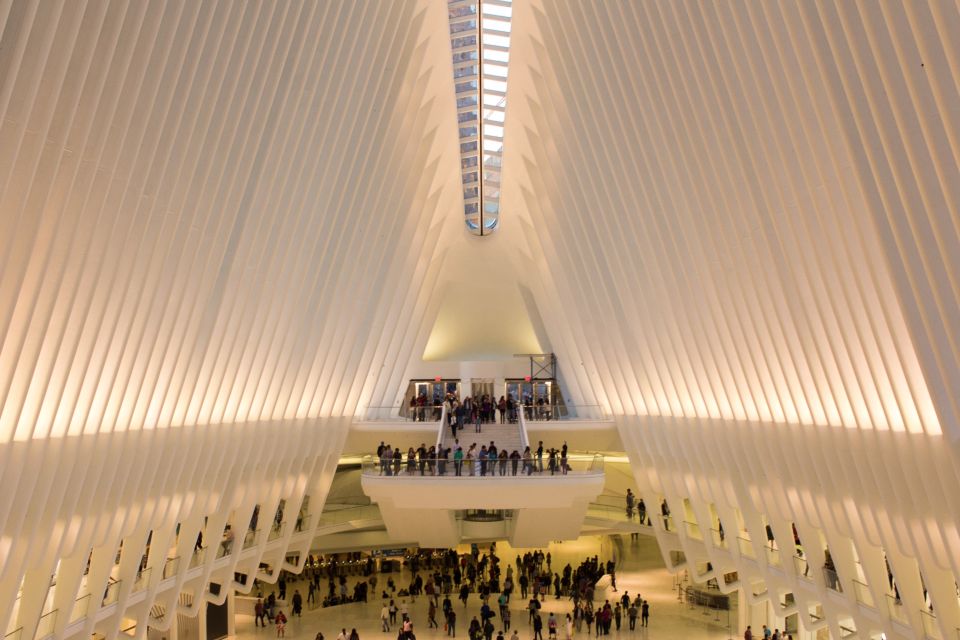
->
[448,0,512,236]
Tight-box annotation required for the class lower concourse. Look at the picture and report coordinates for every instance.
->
[232,537,735,640]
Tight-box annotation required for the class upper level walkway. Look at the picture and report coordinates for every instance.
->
[360,407,607,548]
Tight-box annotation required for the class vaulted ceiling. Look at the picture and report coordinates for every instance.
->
[1,0,959,441]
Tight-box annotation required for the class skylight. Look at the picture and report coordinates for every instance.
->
[448,0,512,235]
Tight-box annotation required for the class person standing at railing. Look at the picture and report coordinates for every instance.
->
[417,444,428,475]
[637,499,646,526]
[536,441,545,472]
[438,447,449,476]
[625,490,635,519]
[469,446,479,476]
[510,450,521,475]
[407,448,417,475]
[454,446,464,476]
[381,445,393,476]
[522,447,533,475]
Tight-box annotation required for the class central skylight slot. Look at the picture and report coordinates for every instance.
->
[448,0,513,236]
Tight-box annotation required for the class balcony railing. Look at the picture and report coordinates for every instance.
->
[361,453,604,477]
[362,405,443,422]
[132,567,151,593]
[710,528,727,548]
[519,404,606,421]
[102,579,121,606]
[243,529,259,550]
[683,521,703,540]
[70,593,92,623]
[765,544,781,566]
[294,513,311,533]
[886,594,908,625]
[189,547,206,569]
[822,567,843,593]
[268,522,286,541]
[737,536,755,558]
[920,609,941,640]
[793,555,811,579]
[35,611,56,640]
[162,556,180,580]
[851,579,874,608]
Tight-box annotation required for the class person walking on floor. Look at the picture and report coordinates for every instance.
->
[429,599,440,628]
[641,601,649,627]
[255,598,266,627]
[446,608,457,637]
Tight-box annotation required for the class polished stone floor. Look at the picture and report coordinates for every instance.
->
[234,535,736,640]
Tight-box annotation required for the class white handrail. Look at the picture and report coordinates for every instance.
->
[518,405,530,449]
[435,404,447,451]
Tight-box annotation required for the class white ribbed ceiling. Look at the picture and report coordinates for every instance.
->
[0,0,463,440]
[1,0,959,442]
[505,0,960,439]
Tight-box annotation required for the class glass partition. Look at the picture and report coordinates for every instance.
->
[361,453,603,476]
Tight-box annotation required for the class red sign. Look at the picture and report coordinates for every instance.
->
[434,376,442,382]
[524,376,531,382]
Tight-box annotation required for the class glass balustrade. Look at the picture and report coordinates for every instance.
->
[851,579,874,607]
[765,544,781,566]
[885,594,907,624]
[710,528,727,548]
[162,557,180,580]
[519,404,606,421]
[920,609,941,639]
[102,580,121,606]
[362,405,444,421]
[243,529,259,550]
[683,521,703,540]
[268,522,286,541]
[70,594,91,623]
[294,514,311,533]
[132,567,151,593]
[361,453,604,477]
[189,547,206,569]
[822,567,843,593]
[660,515,676,532]
[34,611,56,640]
[793,555,811,580]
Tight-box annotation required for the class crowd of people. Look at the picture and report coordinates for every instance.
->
[370,546,640,640]
[743,624,794,640]
[409,392,562,426]
[244,545,645,640]
[374,440,579,477]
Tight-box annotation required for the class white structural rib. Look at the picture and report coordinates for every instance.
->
[0,1,459,638]
[504,1,960,639]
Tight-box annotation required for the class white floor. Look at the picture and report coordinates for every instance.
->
[234,536,736,640]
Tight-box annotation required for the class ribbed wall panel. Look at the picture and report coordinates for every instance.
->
[0,1,459,638]
[509,0,954,438]
[505,1,960,638]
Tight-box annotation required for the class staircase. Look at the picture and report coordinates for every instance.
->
[438,419,526,454]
